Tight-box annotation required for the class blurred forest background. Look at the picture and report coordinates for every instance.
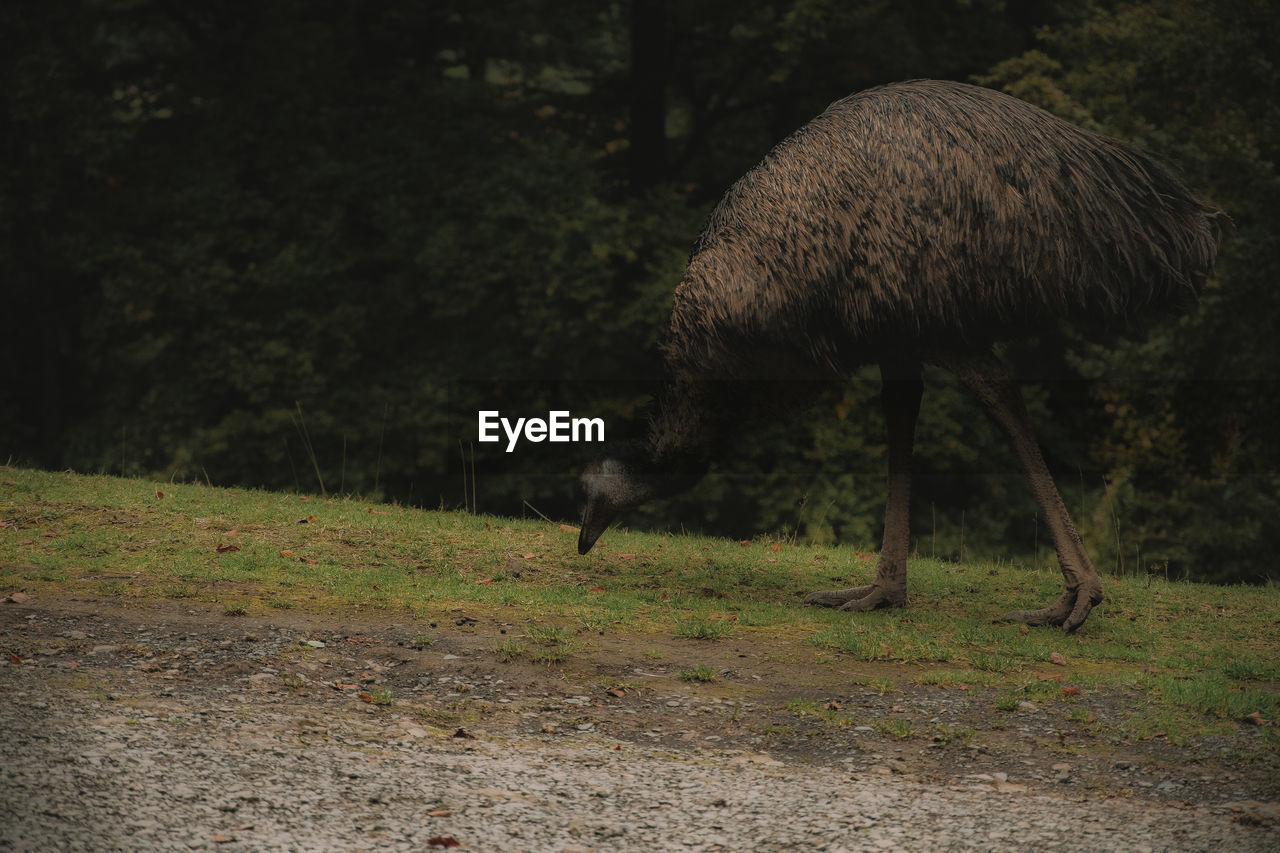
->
[2,0,1277,584]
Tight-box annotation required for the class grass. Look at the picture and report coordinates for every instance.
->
[679,664,718,683]
[673,614,735,640]
[1,466,1278,746]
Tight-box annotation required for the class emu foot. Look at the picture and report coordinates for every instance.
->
[803,584,904,612]
[1000,582,1104,633]
[803,585,874,608]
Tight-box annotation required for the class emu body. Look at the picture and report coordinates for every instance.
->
[578,80,1221,632]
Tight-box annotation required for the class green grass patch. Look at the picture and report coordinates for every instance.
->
[679,664,718,683]
[673,614,735,640]
[913,669,1000,688]
[871,718,915,739]
[2,467,1277,746]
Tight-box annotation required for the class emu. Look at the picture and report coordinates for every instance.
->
[577,80,1221,632]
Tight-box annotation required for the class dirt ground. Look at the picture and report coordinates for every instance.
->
[2,593,1278,851]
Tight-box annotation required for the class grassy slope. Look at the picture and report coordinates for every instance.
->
[1,466,1277,744]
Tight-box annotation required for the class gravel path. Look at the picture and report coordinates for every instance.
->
[2,599,1277,851]
[3,687,1276,852]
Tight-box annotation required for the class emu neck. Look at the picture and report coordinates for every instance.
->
[647,375,721,468]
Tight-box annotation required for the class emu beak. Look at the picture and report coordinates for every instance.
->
[577,501,608,555]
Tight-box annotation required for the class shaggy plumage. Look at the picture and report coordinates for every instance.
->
[579,80,1222,632]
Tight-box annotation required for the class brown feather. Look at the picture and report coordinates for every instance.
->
[648,79,1221,461]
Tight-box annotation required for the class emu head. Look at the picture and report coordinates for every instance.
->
[577,448,707,555]
[577,456,656,555]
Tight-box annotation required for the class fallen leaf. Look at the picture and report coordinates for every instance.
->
[476,578,494,585]
[5,592,30,604]
[739,540,750,547]
[1049,652,1067,665]
[298,557,318,565]
[212,835,234,844]
[1062,686,1081,697]
[427,838,461,849]
[522,552,535,559]
[297,515,319,524]
[215,544,241,554]
[616,553,636,560]
[8,653,22,665]
[588,585,606,593]
[427,809,452,817]
[607,688,625,697]
[825,701,842,711]
[40,531,56,538]
[452,727,475,739]
[1243,711,1267,726]
[1018,624,1030,635]
[768,543,781,552]
[279,549,294,557]
[1036,674,1062,682]
[155,490,164,499]
[358,693,373,703]
[559,524,577,532]
[609,744,621,751]
[224,529,239,537]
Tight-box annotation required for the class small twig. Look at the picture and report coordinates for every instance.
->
[283,437,300,493]
[374,402,389,496]
[339,434,347,495]
[292,401,326,498]
[469,439,477,514]
[791,494,808,546]
[522,500,553,523]
[458,439,469,513]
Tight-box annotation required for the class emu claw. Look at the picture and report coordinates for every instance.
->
[803,584,904,611]
[803,585,875,608]
[837,585,905,612]
[1000,584,1103,633]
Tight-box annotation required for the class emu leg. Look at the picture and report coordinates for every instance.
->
[946,353,1103,632]
[805,363,922,611]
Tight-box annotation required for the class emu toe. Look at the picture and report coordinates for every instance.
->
[999,583,1104,633]
[803,585,875,608]
[836,584,906,612]
[803,584,904,611]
